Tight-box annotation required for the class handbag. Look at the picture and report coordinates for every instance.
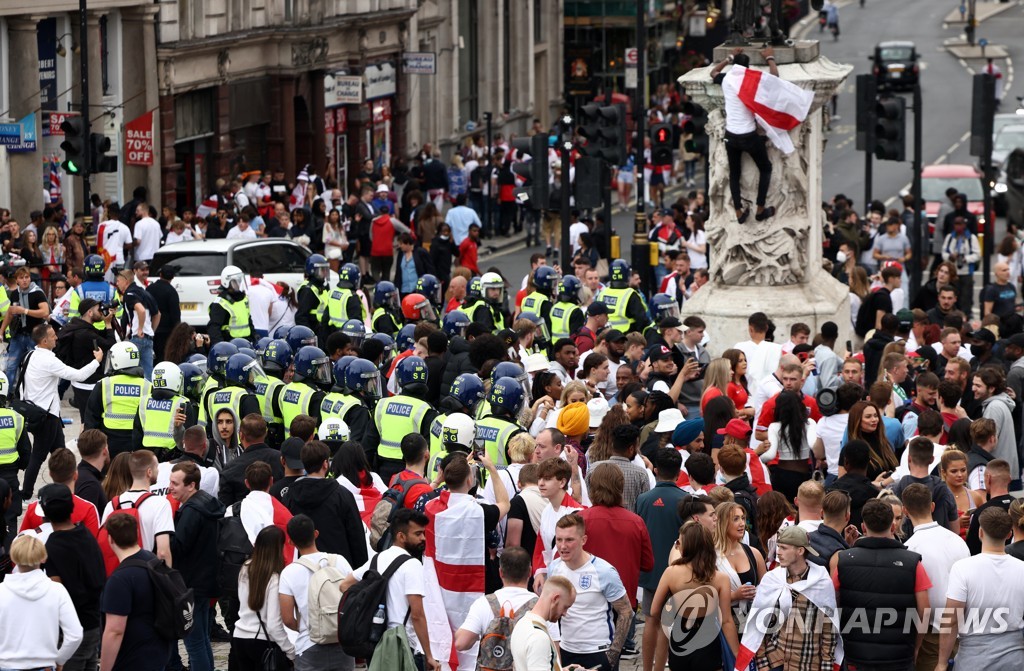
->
[255,610,290,671]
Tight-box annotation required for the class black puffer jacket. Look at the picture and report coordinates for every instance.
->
[440,336,474,396]
[170,490,226,598]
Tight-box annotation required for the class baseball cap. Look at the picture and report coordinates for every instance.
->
[133,260,149,271]
[970,328,996,345]
[717,418,752,439]
[896,309,914,330]
[776,526,820,555]
[281,438,305,470]
[647,345,673,362]
[38,484,74,521]
[1009,333,1024,348]
[659,317,683,330]
[587,302,609,317]
[601,329,626,344]
[497,328,519,348]
[77,298,100,315]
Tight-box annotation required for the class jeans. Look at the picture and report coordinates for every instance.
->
[183,597,213,671]
[5,333,34,386]
[131,335,154,381]
[63,626,101,671]
[294,643,353,671]
[0,466,20,549]
[724,130,773,210]
[23,414,66,498]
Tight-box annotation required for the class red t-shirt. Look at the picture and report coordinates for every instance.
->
[446,297,464,315]
[580,505,654,607]
[20,495,100,537]
[389,469,434,510]
[458,237,480,275]
[757,392,822,431]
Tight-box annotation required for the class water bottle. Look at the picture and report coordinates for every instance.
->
[370,603,386,641]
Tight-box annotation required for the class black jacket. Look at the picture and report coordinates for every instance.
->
[59,318,116,385]
[807,524,848,566]
[440,336,474,395]
[171,489,226,599]
[75,461,107,512]
[393,248,435,295]
[218,443,286,507]
[830,473,878,529]
[425,354,446,406]
[147,280,181,336]
[44,524,106,629]
[428,237,457,283]
[295,280,327,330]
[284,476,368,568]
[342,401,380,465]
[208,289,255,346]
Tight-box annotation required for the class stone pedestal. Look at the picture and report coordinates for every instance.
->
[679,42,853,355]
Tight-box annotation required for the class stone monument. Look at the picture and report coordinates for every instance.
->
[679,42,853,355]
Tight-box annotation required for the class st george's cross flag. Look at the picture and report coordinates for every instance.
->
[722,64,814,155]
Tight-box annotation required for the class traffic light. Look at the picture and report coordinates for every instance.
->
[650,123,673,167]
[855,74,877,152]
[578,103,603,148]
[577,103,627,165]
[970,73,995,157]
[90,133,117,173]
[874,96,906,162]
[574,156,607,209]
[511,133,550,210]
[59,116,88,176]
[682,102,708,155]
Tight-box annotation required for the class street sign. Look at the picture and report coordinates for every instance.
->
[402,52,436,75]
[979,38,988,47]
[624,48,638,66]
[47,111,79,137]
[325,73,363,107]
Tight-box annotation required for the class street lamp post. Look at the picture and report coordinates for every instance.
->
[633,0,650,294]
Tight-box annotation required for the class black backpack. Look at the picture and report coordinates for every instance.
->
[122,553,195,640]
[217,501,253,594]
[336,553,414,659]
[54,326,76,365]
[370,474,429,552]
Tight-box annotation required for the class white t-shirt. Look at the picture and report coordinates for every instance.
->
[165,229,195,245]
[815,414,849,476]
[906,522,970,629]
[99,220,132,265]
[720,68,758,134]
[279,551,353,655]
[227,225,258,240]
[765,419,816,461]
[735,339,783,390]
[891,440,946,482]
[459,587,559,641]
[510,611,559,671]
[247,279,279,332]
[569,222,590,254]
[133,217,163,262]
[101,490,175,552]
[968,465,986,492]
[685,229,708,269]
[151,461,220,499]
[947,553,1024,635]
[547,555,627,654]
[352,546,426,653]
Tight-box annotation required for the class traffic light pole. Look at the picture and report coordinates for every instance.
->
[911,83,923,301]
[632,0,649,294]
[78,0,92,226]
[560,120,572,273]
[484,111,493,238]
[981,78,994,289]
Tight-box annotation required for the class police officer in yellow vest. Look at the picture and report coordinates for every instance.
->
[474,272,509,333]
[133,362,197,461]
[427,372,485,479]
[208,265,254,346]
[278,345,332,430]
[254,338,292,448]
[595,259,648,334]
[520,265,559,345]
[321,357,381,465]
[476,376,526,467]
[295,254,330,333]
[373,355,437,485]
[324,263,366,340]
[371,281,402,338]
[461,276,487,325]
[85,341,152,457]
[205,353,263,449]
[0,372,31,545]
[550,275,586,342]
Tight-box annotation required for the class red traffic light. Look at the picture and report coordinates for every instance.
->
[656,128,669,143]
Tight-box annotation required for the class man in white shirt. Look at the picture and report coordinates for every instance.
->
[132,203,163,264]
[341,508,440,671]
[734,312,784,390]
[246,271,279,337]
[901,483,970,670]
[20,323,102,499]
[100,450,174,566]
[279,514,354,671]
[510,577,576,671]
[150,427,219,499]
[98,218,132,275]
[226,212,258,240]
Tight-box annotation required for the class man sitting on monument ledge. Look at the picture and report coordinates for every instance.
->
[709,46,814,225]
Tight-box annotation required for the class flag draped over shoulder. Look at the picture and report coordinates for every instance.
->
[722,65,814,154]
[422,490,486,671]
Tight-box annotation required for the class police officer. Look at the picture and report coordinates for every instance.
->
[254,339,292,448]
[475,376,526,467]
[428,372,485,478]
[439,311,474,395]
[320,355,356,422]
[341,319,366,351]
[520,266,559,344]
[476,361,529,420]
[285,325,318,354]
[134,362,197,461]
[476,272,509,332]
[645,292,680,339]
[317,417,352,457]
[206,352,262,447]
[368,333,396,373]
[197,342,238,428]
[296,254,330,331]
[595,259,647,334]
[462,276,486,324]
[85,341,152,457]
[401,292,437,325]
[550,275,586,342]
[373,356,437,484]
[415,274,443,315]
[179,361,207,406]
[0,372,30,546]
[324,263,365,339]
[371,280,402,337]
[340,358,383,466]
[278,345,332,429]
[208,265,254,346]
[69,254,117,321]
[437,412,485,486]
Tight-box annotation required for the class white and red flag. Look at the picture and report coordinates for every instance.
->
[723,65,814,154]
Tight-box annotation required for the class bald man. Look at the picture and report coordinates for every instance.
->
[982,262,1017,319]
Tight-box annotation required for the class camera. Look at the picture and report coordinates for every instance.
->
[98,303,111,317]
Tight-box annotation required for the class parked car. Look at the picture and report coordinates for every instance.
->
[1002,148,1024,231]
[921,163,989,237]
[871,41,919,91]
[148,238,337,329]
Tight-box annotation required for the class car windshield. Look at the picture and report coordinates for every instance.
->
[994,115,1024,138]
[994,128,1024,152]
[150,251,227,277]
[880,47,913,61]
[922,176,984,202]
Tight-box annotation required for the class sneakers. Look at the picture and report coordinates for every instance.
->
[546,245,553,257]
[737,208,750,224]
[755,206,777,222]
[619,646,640,660]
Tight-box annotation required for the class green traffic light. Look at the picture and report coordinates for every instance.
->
[63,160,81,175]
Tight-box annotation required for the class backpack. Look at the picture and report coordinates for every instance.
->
[370,474,429,552]
[295,554,347,645]
[367,616,418,671]
[337,553,414,659]
[477,595,538,671]
[122,552,196,640]
[54,326,76,365]
[98,493,153,577]
[216,501,252,594]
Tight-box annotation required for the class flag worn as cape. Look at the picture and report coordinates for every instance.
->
[722,65,814,155]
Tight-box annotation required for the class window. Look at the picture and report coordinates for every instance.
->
[150,252,227,277]
[175,89,215,142]
[458,0,479,125]
[534,0,544,45]
[233,242,308,274]
[99,16,109,95]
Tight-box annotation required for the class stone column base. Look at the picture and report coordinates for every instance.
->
[682,268,852,356]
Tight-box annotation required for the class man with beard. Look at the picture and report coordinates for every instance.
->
[342,508,440,671]
[100,450,173,567]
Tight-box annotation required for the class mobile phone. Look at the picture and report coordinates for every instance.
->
[846,340,853,353]
[696,362,709,380]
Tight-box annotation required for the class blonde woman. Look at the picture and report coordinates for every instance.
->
[713,501,766,631]
[39,226,64,296]
[483,431,534,504]
[545,380,591,429]
[699,358,731,413]
[848,266,871,332]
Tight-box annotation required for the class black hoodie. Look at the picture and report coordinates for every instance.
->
[171,489,226,598]
[58,317,116,384]
[218,442,285,506]
[441,336,474,393]
[284,476,368,568]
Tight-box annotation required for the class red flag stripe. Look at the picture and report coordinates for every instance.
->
[737,68,804,130]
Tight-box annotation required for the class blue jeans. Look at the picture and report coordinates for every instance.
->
[5,333,34,385]
[131,335,154,381]
[183,597,213,671]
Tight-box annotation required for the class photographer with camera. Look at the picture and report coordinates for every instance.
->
[55,298,116,423]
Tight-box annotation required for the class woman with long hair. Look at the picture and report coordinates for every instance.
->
[651,522,739,671]
[102,452,134,505]
[940,449,985,539]
[756,491,796,569]
[332,441,386,526]
[681,212,708,270]
[847,400,898,479]
[947,417,974,454]
[416,202,442,248]
[912,260,959,312]
[322,208,348,270]
[625,389,649,427]
[19,229,42,272]
[703,396,738,459]
[762,391,816,501]
[228,526,296,670]
[269,282,298,334]
[38,226,64,296]
[587,404,630,464]
[720,349,754,419]
[699,358,730,413]
[545,381,591,430]
[713,502,766,631]
[848,266,871,331]
[164,322,208,365]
